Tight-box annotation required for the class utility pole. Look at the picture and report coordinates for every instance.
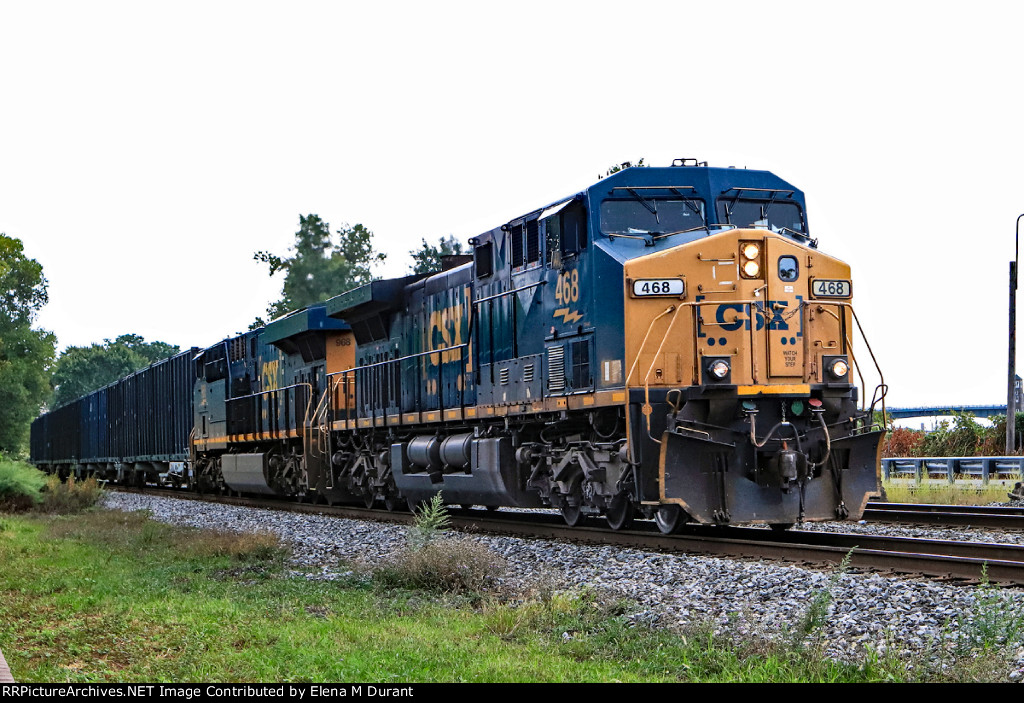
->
[1010,215,1024,455]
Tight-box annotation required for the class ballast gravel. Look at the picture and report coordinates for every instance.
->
[101,492,1024,679]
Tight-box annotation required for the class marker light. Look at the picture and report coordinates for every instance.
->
[742,260,761,277]
[709,360,731,379]
[741,243,760,260]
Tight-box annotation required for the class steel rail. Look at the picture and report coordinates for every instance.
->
[112,487,1024,586]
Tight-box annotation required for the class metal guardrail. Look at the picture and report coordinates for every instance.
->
[882,457,1024,483]
[887,405,1008,419]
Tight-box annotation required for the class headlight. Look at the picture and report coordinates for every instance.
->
[709,360,730,379]
[830,359,849,378]
[739,241,762,279]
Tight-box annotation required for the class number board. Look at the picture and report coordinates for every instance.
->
[631,278,685,297]
[810,279,852,298]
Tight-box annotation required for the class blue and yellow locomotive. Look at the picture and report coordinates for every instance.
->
[32,160,885,531]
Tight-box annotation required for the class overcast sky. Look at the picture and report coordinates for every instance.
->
[2,1,1022,410]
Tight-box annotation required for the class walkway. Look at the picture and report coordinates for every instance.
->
[0,645,13,682]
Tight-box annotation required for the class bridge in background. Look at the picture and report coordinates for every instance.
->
[888,405,1008,420]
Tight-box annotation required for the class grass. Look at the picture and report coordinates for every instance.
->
[0,508,953,683]
[0,456,47,511]
[882,478,1014,505]
[0,457,103,514]
[1,508,1020,682]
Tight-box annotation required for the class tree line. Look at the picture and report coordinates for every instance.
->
[883,412,1024,458]
[0,219,463,455]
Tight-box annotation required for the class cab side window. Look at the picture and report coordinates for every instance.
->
[510,218,542,270]
[562,202,587,253]
[511,223,524,268]
[545,201,588,263]
[475,242,493,278]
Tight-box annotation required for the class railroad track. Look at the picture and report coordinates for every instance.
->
[112,487,1024,587]
[864,501,1024,529]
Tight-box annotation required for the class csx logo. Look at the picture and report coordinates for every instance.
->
[698,298,803,336]
[428,285,473,370]
[428,303,466,365]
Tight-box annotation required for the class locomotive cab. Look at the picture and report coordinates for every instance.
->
[600,166,884,528]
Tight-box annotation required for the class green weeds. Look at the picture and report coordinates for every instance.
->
[956,565,1024,654]
[0,456,46,511]
[38,475,103,514]
[0,457,104,514]
[371,493,506,595]
[407,493,451,549]
[795,550,853,647]
[789,555,1024,682]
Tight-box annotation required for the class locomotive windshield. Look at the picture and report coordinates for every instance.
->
[716,197,806,234]
[600,198,706,236]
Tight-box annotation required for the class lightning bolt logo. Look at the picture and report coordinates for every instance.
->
[554,308,583,324]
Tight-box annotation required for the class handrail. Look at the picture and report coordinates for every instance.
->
[231,381,312,400]
[327,343,470,427]
[826,301,886,421]
[226,382,313,437]
[326,344,469,374]
[472,281,546,305]
[624,297,885,418]
[625,305,677,385]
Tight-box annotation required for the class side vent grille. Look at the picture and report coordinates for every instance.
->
[523,363,535,383]
[571,339,591,390]
[500,367,510,385]
[547,346,566,393]
[229,337,247,362]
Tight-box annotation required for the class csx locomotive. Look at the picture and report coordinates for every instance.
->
[31,160,886,531]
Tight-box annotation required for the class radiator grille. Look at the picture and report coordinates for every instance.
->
[499,367,510,386]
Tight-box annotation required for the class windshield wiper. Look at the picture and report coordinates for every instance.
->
[625,188,659,224]
[777,226,817,248]
[650,223,736,240]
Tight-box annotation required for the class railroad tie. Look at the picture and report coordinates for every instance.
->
[0,645,13,683]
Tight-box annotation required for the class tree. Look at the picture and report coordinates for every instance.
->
[254,214,387,324]
[409,235,465,275]
[598,158,646,179]
[0,234,57,453]
[50,335,181,409]
[111,333,179,366]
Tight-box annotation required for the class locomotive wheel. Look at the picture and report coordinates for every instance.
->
[605,495,635,531]
[654,505,686,535]
[363,491,376,509]
[384,494,403,512]
[561,503,586,527]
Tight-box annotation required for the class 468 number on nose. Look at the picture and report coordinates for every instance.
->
[810,279,851,298]
[632,278,684,297]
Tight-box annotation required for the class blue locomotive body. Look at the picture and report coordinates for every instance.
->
[31,162,884,530]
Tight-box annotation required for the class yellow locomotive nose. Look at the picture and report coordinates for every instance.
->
[622,227,881,526]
